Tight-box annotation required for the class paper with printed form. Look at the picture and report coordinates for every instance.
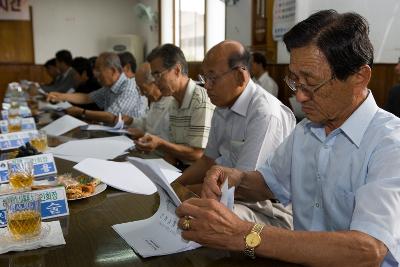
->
[73,158,180,195]
[41,115,87,136]
[112,157,235,257]
[112,185,201,257]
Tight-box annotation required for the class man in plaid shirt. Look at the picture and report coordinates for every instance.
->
[47,52,143,124]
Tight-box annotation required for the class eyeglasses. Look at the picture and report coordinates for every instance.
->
[198,66,245,86]
[284,74,335,94]
[151,68,171,81]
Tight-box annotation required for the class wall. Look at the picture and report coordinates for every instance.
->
[277,0,400,63]
[225,0,252,47]
[30,0,159,64]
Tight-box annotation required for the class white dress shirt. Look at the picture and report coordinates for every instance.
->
[205,79,295,171]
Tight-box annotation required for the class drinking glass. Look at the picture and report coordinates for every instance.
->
[5,192,42,240]
[30,130,48,152]
[8,117,22,132]
[8,160,34,190]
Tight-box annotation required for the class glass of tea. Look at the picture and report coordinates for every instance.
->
[5,192,42,240]
[8,160,34,190]
[8,117,22,132]
[30,130,48,152]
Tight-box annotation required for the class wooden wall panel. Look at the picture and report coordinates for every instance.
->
[0,20,34,63]
[188,62,399,109]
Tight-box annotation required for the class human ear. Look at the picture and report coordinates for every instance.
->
[351,65,371,88]
[234,68,246,87]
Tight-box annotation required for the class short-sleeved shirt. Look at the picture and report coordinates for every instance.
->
[131,96,173,141]
[169,79,214,149]
[89,73,144,117]
[205,79,295,171]
[258,92,400,266]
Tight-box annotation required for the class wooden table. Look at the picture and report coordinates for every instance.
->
[0,128,301,267]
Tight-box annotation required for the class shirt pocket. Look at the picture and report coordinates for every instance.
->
[230,140,245,164]
[330,186,355,229]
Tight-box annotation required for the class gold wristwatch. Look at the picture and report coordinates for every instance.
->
[244,223,264,259]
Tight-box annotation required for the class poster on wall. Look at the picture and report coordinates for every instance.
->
[0,0,30,21]
[272,0,296,41]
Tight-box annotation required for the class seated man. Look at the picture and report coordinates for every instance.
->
[250,52,279,97]
[43,58,60,86]
[71,57,101,111]
[176,10,400,267]
[127,62,172,141]
[135,44,215,168]
[47,52,142,124]
[118,51,147,117]
[42,50,79,93]
[177,40,295,229]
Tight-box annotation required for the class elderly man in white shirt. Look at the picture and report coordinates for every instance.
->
[127,62,172,141]
[177,40,296,228]
[251,52,279,97]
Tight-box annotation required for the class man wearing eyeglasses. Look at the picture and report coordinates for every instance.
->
[176,10,400,266]
[47,52,142,124]
[134,44,215,168]
[176,40,296,229]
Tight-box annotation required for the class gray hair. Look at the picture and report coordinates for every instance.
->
[98,52,123,73]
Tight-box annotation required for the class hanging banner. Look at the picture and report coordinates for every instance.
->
[0,0,30,21]
[272,0,296,41]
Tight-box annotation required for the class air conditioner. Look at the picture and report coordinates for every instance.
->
[106,34,144,64]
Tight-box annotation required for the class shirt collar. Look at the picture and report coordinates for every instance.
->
[180,79,196,109]
[109,73,127,94]
[230,79,255,117]
[339,90,378,147]
[305,90,378,147]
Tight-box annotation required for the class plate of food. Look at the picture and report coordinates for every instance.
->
[57,174,107,200]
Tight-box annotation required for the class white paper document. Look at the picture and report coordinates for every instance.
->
[41,115,88,136]
[112,185,201,257]
[220,179,235,211]
[50,136,134,162]
[73,158,180,195]
[82,113,128,133]
[112,157,234,258]
[38,101,73,111]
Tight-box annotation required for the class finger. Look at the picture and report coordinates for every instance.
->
[201,176,222,199]
[176,198,214,218]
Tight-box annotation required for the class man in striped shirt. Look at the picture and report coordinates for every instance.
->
[135,44,215,169]
[47,52,143,124]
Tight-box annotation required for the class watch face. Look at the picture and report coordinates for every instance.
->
[245,232,261,248]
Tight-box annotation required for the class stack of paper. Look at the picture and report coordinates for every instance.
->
[41,115,88,136]
[82,114,128,133]
[73,158,180,195]
[38,101,73,111]
[48,136,134,163]
[111,157,235,258]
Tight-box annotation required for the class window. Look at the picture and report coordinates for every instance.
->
[161,0,226,61]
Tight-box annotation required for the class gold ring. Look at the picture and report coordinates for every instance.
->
[182,216,191,231]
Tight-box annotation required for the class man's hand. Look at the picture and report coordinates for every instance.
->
[47,92,65,103]
[201,165,244,200]
[126,127,145,140]
[176,198,251,251]
[134,134,163,152]
[65,106,84,117]
[121,115,133,125]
